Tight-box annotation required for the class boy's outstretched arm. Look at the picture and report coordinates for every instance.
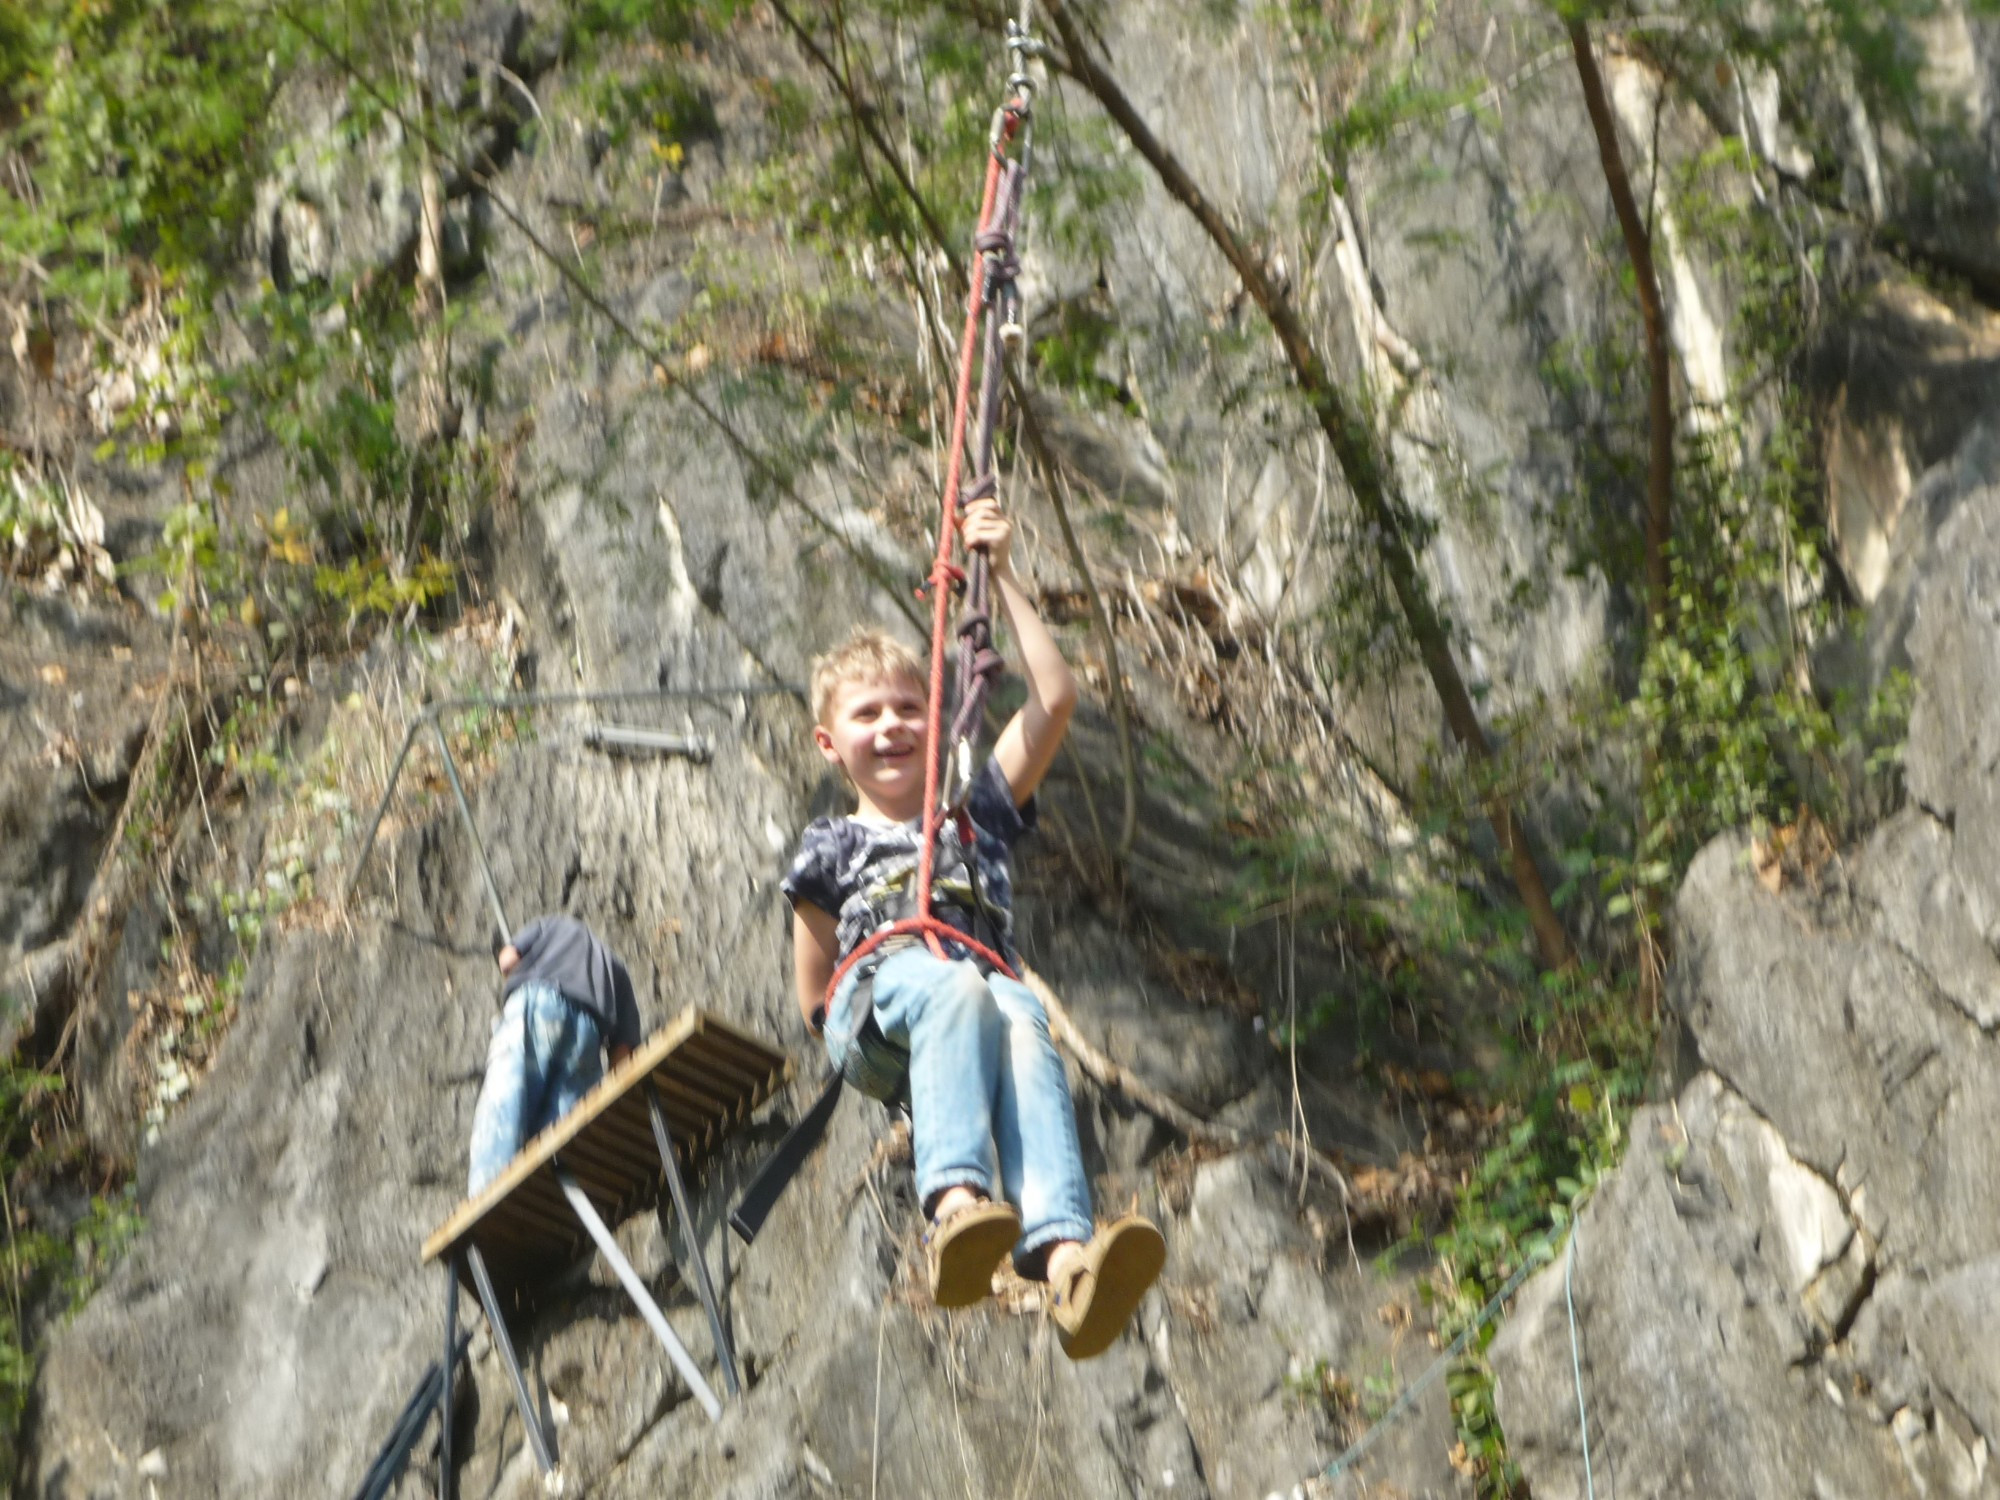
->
[792,901,840,1034]
[964,496,1076,806]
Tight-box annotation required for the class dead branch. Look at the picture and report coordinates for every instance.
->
[1023,964,1351,1209]
[8,652,189,1056]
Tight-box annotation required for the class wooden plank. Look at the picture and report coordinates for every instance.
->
[423,1006,785,1269]
[553,1150,634,1206]
[675,1042,767,1099]
[630,1084,713,1140]
[588,1102,683,1167]
[676,1043,772,1100]
[639,1103,721,1161]
[422,1009,712,1263]
[568,1129,653,1182]
[553,1126,651,1188]
[644,1055,739,1119]
[562,1156,652,1221]
[696,1029,791,1087]
[626,1061,719,1121]
[568,1120,652,1176]
[652,1062,739,1122]
[661,1059,746,1117]
[490,1217,575,1263]
[685,1009,780,1054]
[703,1026,792,1088]
[495,1179,581,1242]
[628,1081,724,1146]
[667,1086,732,1137]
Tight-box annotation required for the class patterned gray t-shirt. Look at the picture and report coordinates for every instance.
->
[781,756,1035,966]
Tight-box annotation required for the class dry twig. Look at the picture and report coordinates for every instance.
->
[1022,964,1352,1211]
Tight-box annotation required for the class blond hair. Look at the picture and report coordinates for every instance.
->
[810,627,927,725]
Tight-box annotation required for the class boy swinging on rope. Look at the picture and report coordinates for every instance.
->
[783,494,1165,1360]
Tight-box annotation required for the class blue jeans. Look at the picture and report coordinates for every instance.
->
[827,948,1094,1268]
[467,981,605,1194]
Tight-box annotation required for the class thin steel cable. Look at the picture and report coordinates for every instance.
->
[1322,1245,1553,1483]
[1566,1224,1596,1499]
[257,0,925,633]
[342,683,801,916]
[430,718,509,941]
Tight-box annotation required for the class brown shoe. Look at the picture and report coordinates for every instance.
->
[1050,1215,1166,1360]
[925,1198,1021,1309]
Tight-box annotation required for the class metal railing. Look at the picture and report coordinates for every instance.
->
[341,683,803,941]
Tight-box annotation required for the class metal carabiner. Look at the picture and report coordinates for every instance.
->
[1004,11,1041,118]
[942,734,977,813]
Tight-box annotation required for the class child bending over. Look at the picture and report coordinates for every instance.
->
[782,495,1164,1360]
[467,914,640,1194]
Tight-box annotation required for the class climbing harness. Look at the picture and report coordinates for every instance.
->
[732,6,1044,1246]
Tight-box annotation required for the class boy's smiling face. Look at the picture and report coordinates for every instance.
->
[814,671,930,820]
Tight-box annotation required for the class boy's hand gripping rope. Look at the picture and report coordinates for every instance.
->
[823,28,1039,1017]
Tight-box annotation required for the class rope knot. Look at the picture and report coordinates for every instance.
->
[974,232,1021,291]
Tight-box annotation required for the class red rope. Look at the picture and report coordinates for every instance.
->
[918,107,1021,957]
[823,106,1026,1011]
[824,916,1017,1010]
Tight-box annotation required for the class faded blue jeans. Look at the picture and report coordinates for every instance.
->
[467,981,605,1194]
[827,947,1094,1269]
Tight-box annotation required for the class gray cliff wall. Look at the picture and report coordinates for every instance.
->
[1494,482,2000,1498]
[17,3,2000,1498]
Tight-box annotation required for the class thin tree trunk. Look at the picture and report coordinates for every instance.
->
[1569,18,1673,636]
[1041,0,1572,971]
[1570,18,1674,1009]
[406,34,455,567]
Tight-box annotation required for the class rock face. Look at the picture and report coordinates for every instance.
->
[1493,482,2000,1498]
[16,221,1421,1496]
[16,708,1399,1499]
[14,4,1494,1489]
[0,596,152,975]
[22,3,2000,1498]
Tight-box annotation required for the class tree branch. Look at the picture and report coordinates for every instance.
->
[1023,964,1352,1208]
[1039,0,1573,970]
[1570,18,1673,639]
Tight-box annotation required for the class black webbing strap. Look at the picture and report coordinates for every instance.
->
[728,1071,846,1246]
[353,1331,470,1500]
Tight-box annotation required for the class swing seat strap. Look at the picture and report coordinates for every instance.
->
[727,1071,846,1246]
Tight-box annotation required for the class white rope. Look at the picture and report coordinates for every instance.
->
[1565,1222,1596,1499]
[1317,1220,1600,1493]
[1320,1246,1551,1482]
